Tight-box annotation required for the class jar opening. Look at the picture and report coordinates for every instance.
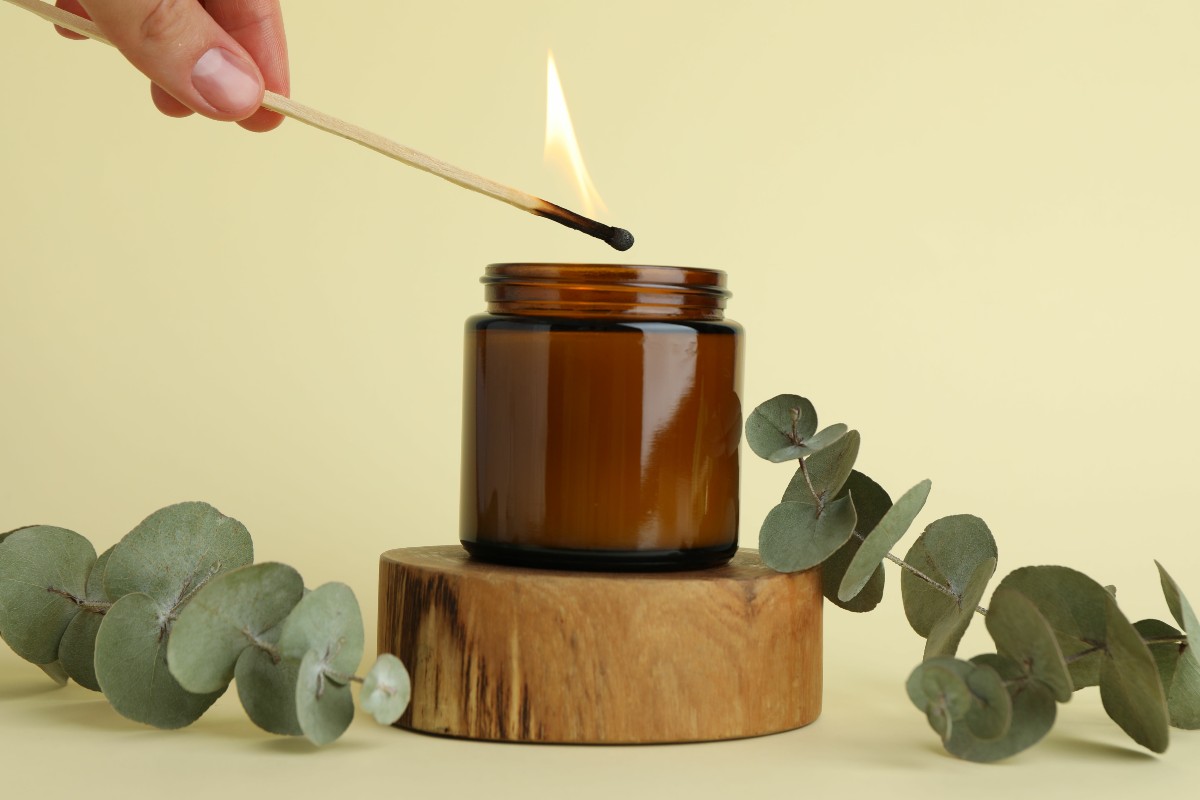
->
[483,263,730,320]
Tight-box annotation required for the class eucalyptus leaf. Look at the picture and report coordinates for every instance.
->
[745,394,817,461]
[1156,562,1199,662]
[37,661,69,686]
[995,566,1111,689]
[58,546,114,691]
[1136,619,1200,730]
[985,588,1073,702]
[361,653,411,725]
[168,562,304,694]
[820,471,891,612]
[104,502,252,610]
[839,479,931,602]
[0,526,96,664]
[235,627,303,736]
[944,653,1058,762]
[782,430,861,503]
[58,613,104,691]
[0,525,37,544]
[94,592,223,728]
[906,658,1011,745]
[964,663,1012,740]
[1098,595,1170,753]
[278,583,365,677]
[907,659,973,742]
[295,649,355,746]
[924,557,996,659]
[901,515,997,638]
[759,496,857,574]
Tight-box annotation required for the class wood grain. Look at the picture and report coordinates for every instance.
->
[378,546,822,743]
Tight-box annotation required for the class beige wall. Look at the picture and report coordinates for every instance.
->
[3,2,1200,778]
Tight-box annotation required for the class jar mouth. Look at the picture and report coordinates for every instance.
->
[483,263,730,320]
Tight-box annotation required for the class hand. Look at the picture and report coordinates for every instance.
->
[55,0,289,132]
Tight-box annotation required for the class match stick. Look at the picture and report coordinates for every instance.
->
[4,0,635,251]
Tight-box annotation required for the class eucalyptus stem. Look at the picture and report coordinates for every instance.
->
[46,587,112,614]
[797,458,823,516]
[850,531,990,616]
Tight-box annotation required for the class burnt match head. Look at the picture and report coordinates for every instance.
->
[607,227,635,252]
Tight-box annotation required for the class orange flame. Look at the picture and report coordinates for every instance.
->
[544,51,608,217]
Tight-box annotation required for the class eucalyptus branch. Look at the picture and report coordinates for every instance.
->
[747,392,1200,762]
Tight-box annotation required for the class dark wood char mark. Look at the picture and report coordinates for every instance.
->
[382,560,464,728]
[383,556,536,739]
[532,200,633,251]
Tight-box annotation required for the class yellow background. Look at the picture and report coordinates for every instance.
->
[2,0,1199,794]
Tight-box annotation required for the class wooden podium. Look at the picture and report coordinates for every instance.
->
[378,546,822,743]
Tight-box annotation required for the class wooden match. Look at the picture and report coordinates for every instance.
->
[4,0,635,252]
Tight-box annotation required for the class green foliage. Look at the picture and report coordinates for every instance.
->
[168,562,304,694]
[0,502,410,747]
[95,592,225,729]
[362,654,412,726]
[839,480,930,603]
[0,526,97,664]
[1099,595,1170,753]
[820,471,890,612]
[749,391,1198,762]
[743,392,847,464]
[759,497,856,573]
[985,588,1072,702]
[901,515,996,639]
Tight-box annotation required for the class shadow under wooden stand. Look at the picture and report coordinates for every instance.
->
[378,546,822,744]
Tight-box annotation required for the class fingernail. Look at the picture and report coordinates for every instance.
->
[191,48,262,114]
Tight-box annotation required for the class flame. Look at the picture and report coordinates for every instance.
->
[544,51,608,216]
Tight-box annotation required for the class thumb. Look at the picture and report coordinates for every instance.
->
[78,0,264,120]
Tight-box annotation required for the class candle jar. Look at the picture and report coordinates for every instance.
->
[460,263,743,570]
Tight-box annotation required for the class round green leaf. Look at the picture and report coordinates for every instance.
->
[901,515,997,639]
[361,653,411,725]
[58,546,114,691]
[59,613,104,691]
[1099,595,1170,753]
[745,395,817,461]
[963,663,1012,740]
[995,566,1111,689]
[104,501,253,609]
[839,479,931,602]
[235,628,303,736]
[0,525,37,544]
[759,496,857,574]
[948,653,1058,762]
[95,592,224,728]
[985,587,1073,702]
[295,649,355,746]
[168,562,304,694]
[0,526,96,664]
[1136,618,1200,730]
[820,471,891,612]
[782,430,861,504]
[278,583,365,676]
[923,557,996,659]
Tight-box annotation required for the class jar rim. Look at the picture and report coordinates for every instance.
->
[485,263,729,296]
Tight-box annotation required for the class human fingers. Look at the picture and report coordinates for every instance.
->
[53,0,89,40]
[77,0,264,122]
[204,0,289,132]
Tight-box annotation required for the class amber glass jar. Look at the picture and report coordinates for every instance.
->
[460,264,744,570]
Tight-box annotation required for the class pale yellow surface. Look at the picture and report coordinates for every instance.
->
[2,0,1199,794]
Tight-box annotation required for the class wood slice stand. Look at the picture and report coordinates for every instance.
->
[378,546,822,744]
